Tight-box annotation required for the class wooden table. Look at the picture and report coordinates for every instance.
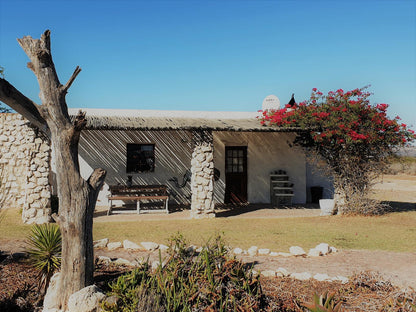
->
[107,185,169,215]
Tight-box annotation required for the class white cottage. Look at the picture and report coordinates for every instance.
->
[67,108,332,218]
[0,108,332,222]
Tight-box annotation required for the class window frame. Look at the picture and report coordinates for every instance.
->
[126,143,155,173]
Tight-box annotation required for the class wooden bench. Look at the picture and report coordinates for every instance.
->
[107,185,169,215]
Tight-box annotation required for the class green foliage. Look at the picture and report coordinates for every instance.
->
[102,234,265,312]
[26,224,61,293]
[301,291,343,312]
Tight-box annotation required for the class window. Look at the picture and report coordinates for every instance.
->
[225,147,246,173]
[126,144,155,173]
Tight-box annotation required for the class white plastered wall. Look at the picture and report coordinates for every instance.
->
[76,129,331,207]
[213,131,307,204]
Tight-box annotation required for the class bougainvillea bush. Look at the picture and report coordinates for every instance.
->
[260,87,416,214]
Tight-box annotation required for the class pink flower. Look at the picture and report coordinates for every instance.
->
[376,103,388,111]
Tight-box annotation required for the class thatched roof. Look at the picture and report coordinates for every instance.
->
[69,108,301,132]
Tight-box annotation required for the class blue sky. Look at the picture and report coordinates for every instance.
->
[1,0,415,128]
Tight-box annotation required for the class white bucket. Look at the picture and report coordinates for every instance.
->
[319,199,335,216]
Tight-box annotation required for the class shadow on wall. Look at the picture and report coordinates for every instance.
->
[77,129,193,204]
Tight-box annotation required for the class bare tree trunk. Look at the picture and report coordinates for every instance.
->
[0,30,106,309]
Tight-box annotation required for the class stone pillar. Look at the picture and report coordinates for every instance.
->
[190,130,215,219]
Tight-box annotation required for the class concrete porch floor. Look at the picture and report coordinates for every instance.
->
[93,204,321,222]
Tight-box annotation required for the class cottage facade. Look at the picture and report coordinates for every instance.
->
[0,109,332,222]
[73,109,332,218]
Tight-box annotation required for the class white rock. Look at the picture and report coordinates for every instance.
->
[247,246,258,256]
[261,270,276,277]
[67,285,105,312]
[233,247,243,255]
[315,243,331,255]
[93,238,109,248]
[330,246,338,253]
[289,246,306,257]
[43,273,61,310]
[37,177,49,186]
[276,267,290,277]
[258,248,270,255]
[113,258,133,266]
[107,242,122,251]
[291,272,312,281]
[26,208,37,218]
[333,275,349,284]
[141,241,159,251]
[313,273,331,281]
[35,216,51,224]
[269,252,280,257]
[308,248,322,257]
[123,240,142,250]
[97,256,112,264]
[40,190,51,198]
[159,244,169,251]
[151,261,161,271]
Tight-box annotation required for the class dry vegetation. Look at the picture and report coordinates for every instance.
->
[1,156,415,311]
[1,248,415,311]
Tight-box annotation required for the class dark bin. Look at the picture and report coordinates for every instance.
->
[310,186,323,204]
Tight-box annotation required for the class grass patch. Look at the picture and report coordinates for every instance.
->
[93,211,416,253]
[2,209,415,253]
[0,208,31,240]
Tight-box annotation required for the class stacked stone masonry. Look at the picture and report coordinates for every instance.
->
[0,114,51,224]
[190,130,215,219]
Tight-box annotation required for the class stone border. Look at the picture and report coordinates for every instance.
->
[93,238,348,284]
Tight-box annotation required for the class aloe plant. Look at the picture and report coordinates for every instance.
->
[26,223,62,293]
[302,291,343,312]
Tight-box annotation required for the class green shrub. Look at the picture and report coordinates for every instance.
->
[25,223,61,293]
[102,234,265,312]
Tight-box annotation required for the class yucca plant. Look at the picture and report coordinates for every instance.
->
[26,223,62,294]
[302,291,343,312]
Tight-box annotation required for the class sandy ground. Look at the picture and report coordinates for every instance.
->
[371,174,416,203]
[94,248,416,289]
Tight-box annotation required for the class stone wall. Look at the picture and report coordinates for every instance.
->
[0,114,51,224]
[190,130,215,219]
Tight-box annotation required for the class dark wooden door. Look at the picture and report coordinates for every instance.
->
[225,146,247,204]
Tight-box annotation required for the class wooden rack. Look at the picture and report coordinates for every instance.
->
[270,170,294,206]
